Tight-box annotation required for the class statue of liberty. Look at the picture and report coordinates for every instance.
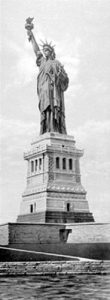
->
[25,18,69,135]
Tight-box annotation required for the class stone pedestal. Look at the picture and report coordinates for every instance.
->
[17,132,94,223]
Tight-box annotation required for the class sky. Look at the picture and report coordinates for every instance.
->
[0,0,110,224]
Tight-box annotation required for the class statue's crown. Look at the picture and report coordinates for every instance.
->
[41,40,55,53]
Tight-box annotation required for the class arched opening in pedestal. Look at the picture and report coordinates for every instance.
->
[67,203,70,212]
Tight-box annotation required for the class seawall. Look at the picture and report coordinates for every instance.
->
[0,261,110,276]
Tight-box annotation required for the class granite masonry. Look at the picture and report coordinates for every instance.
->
[17,132,94,223]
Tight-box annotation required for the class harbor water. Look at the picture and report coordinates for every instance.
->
[0,274,110,300]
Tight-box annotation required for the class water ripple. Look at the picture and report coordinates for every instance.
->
[0,275,110,300]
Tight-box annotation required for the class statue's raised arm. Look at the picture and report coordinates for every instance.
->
[25,18,40,56]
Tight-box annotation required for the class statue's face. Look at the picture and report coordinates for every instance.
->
[43,47,51,59]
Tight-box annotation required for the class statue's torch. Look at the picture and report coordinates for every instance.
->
[25,17,34,41]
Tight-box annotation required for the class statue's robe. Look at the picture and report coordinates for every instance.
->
[37,55,69,134]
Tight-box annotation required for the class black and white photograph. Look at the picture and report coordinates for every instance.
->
[0,0,110,299]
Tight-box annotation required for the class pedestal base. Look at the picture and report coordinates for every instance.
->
[17,211,94,223]
[17,133,94,224]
